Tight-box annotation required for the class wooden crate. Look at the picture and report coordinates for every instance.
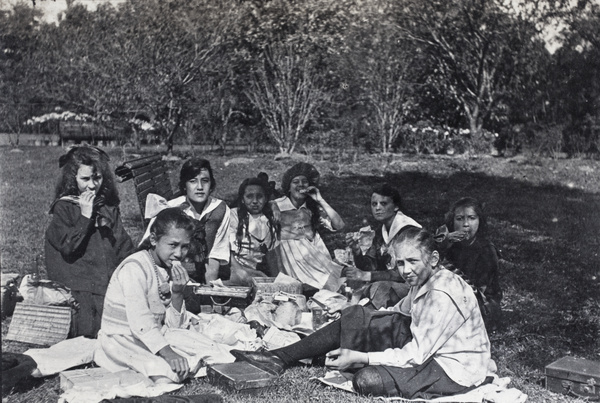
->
[545,356,600,398]
[207,362,277,392]
[5,303,71,346]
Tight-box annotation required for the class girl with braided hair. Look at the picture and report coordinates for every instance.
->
[228,177,280,286]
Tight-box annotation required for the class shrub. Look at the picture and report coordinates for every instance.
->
[396,121,495,155]
[518,123,565,158]
[494,124,523,156]
[563,114,600,156]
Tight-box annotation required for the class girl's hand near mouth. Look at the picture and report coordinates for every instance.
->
[304,186,323,203]
[170,261,190,294]
[447,230,469,243]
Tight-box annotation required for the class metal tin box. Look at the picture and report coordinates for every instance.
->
[192,285,253,313]
[545,356,600,398]
[207,361,277,392]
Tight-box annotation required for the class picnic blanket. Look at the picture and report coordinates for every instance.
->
[316,371,527,403]
[25,336,96,377]
[19,320,251,402]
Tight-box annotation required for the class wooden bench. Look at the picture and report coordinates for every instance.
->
[115,154,179,226]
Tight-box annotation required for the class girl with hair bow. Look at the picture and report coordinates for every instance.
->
[45,145,134,338]
[140,158,230,314]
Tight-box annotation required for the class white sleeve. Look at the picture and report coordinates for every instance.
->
[117,264,168,354]
[164,300,188,329]
[367,290,464,367]
[228,208,240,250]
[208,205,231,263]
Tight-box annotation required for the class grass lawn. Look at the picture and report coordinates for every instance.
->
[1,146,599,403]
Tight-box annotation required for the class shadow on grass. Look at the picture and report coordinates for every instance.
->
[321,170,600,371]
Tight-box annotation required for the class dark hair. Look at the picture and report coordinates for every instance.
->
[232,177,279,255]
[281,162,320,194]
[444,197,488,237]
[54,145,120,206]
[393,227,439,263]
[178,158,216,195]
[139,207,195,250]
[371,183,403,211]
[281,162,321,229]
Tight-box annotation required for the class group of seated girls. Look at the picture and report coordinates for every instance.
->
[44,145,502,398]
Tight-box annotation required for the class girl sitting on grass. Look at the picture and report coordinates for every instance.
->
[142,158,230,313]
[271,162,346,292]
[231,227,496,399]
[228,176,280,286]
[45,145,134,338]
[95,208,234,384]
[438,197,503,331]
[344,184,421,308]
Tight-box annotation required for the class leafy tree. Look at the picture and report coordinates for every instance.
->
[341,0,421,153]
[550,1,600,154]
[230,0,353,154]
[0,3,44,146]
[400,0,543,140]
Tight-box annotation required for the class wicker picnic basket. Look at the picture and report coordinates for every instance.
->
[5,303,71,346]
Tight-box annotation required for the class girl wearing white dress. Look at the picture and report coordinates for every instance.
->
[95,208,234,383]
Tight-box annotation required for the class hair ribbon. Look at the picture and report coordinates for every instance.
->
[145,193,171,219]
[58,144,110,168]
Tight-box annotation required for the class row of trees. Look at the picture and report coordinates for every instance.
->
[1,0,599,156]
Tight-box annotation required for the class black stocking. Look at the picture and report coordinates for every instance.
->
[271,320,341,365]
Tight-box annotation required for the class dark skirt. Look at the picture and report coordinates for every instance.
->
[71,291,104,338]
[339,305,474,399]
[340,305,412,352]
[359,281,410,310]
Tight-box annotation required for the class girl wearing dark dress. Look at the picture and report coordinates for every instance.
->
[45,145,134,338]
[440,197,503,330]
[344,184,421,308]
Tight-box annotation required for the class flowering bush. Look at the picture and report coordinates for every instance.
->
[25,111,96,126]
[397,121,497,155]
[128,118,157,132]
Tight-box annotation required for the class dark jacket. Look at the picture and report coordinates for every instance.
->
[445,237,503,304]
[45,199,134,294]
[353,224,419,283]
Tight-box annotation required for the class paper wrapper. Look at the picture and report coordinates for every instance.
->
[352,226,375,254]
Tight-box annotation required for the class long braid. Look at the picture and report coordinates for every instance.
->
[235,203,249,256]
[234,176,280,255]
[262,201,280,248]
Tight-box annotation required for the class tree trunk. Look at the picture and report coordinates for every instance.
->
[132,128,141,150]
[166,131,174,155]
[381,131,389,154]
[469,115,482,137]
